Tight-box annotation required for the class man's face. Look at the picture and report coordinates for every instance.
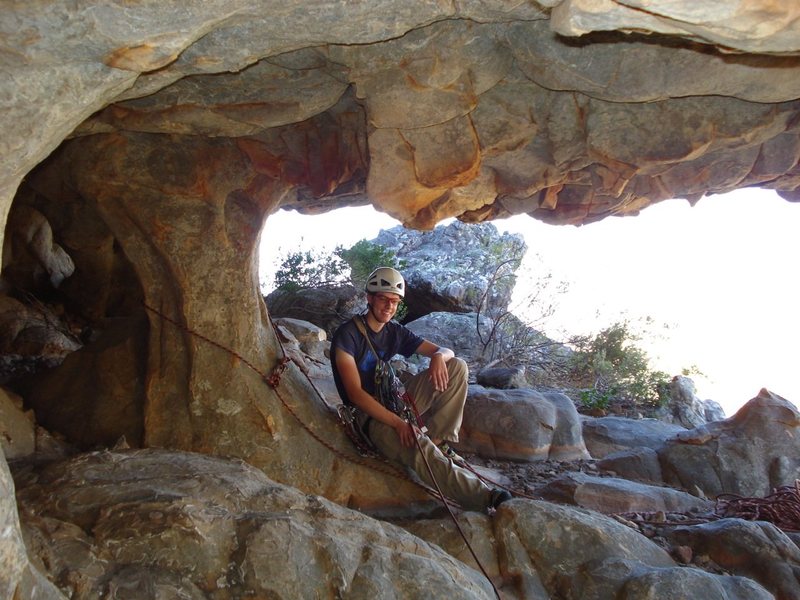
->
[368,292,402,323]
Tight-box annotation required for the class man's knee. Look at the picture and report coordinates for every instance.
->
[448,357,468,380]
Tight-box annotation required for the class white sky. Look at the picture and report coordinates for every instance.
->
[260,188,799,416]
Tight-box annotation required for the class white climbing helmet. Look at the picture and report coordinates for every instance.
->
[365,267,405,298]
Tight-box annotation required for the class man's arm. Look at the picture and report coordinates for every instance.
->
[416,340,454,392]
[334,350,416,447]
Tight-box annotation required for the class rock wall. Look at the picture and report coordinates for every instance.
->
[2,7,800,594]
[3,2,800,248]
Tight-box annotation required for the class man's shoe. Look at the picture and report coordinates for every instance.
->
[438,442,464,463]
[490,488,513,509]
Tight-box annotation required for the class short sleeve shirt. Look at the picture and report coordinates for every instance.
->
[331,317,424,405]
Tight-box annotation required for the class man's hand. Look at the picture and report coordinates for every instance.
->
[393,417,419,448]
[428,352,450,392]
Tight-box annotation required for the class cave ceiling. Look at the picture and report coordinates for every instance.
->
[2,0,800,242]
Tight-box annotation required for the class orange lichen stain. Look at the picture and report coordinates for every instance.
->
[105,44,176,72]
[540,185,563,210]
[236,138,283,179]
[150,216,176,245]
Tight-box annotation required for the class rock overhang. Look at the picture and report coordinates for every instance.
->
[2,1,800,245]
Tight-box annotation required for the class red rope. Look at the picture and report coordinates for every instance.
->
[142,302,437,494]
[142,302,507,593]
[715,480,800,532]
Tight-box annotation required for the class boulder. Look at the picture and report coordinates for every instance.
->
[457,385,589,462]
[582,416,686,459]
[272,318,338,407]
[596,447,665,486]
[703,399,727,423]
[536,472,711,514]
[373,221,526,321]
[399,513,502,588]
[2,205,74,295]
[476,366,528,389]
[0,295,82,384]
[265,285,362,338]
[405,311,494,373]
[667,519,800,600]
[658,389,800,498]
[492,500,770,600]
[1,450,65,600]
[15,449,497,599]
[615,563,773,600]
[667,375,714,429]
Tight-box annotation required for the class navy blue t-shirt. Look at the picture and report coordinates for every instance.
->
[331,317,424,406]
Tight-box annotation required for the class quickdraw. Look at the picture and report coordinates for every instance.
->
[266,356,290,388]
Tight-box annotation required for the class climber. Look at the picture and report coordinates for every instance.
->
[330,266,512,512]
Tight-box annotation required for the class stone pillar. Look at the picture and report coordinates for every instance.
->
[48,131,427,512]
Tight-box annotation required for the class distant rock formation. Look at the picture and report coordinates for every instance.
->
[373,222,525,321]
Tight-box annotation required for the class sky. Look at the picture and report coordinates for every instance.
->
[259,188,799,416]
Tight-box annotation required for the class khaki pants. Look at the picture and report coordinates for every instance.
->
[362,358,493,511]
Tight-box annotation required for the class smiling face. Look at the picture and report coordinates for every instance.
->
[366,292,402,328]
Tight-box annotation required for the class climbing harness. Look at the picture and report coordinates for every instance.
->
[337,403,379,457]
[143,302,504,598]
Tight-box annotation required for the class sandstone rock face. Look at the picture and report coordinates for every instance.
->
[458,385,590,461]
[1,452,65,600]
[14,449,496,599]
[2,5,799,598]
[2,1,799,509]
[658,389,800,497]
[582,415,686,459]
[4,2,800,247]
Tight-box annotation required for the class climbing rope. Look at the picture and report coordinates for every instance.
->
[714,480,800,532]
[413,432,501,599]
[141,302,439,498]
[613,480,800,533]
[143,302,504,596]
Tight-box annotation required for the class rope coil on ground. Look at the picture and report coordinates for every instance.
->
[714,480,800,532]
[614,480,800,533]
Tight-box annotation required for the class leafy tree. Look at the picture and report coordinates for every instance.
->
[270,239,409,320]
[273,246,349,292]
[567,320,671,410]
[336,240,406,289]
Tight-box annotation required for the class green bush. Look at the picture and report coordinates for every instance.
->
[273,247,349,292]
[272,239,409,320]
[336,240,406,289]
[569,320,671,409]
